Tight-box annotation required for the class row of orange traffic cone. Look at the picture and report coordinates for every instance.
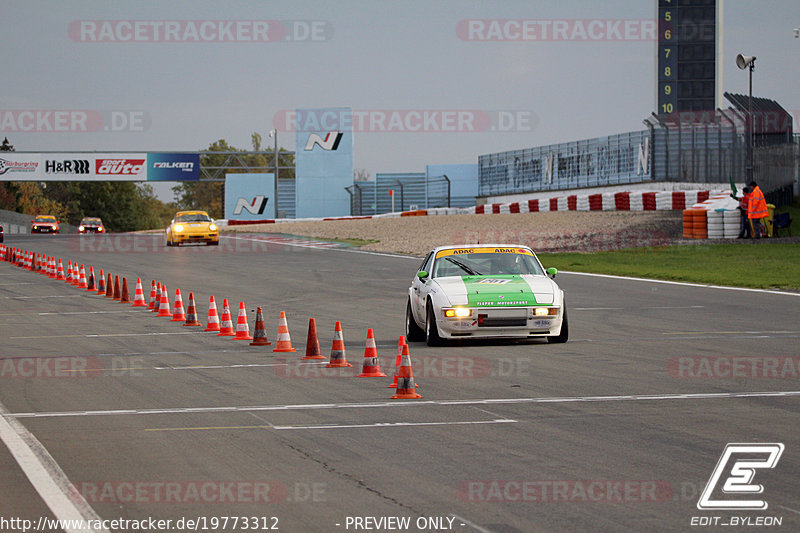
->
[1,246,421,399]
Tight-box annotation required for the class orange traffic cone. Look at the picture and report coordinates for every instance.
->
[147,280,158,309]
[272,311,296,352]
[156,285,172,317]
[96,269,106,294]
[119,277,131,303]
[183,292,201,326]
[389,336,407,388]
[27,252,34,271]
[112,275,121,300]
[65,260,73,283]
[131,278,147,307]
[56,259,66,280]
[232,302,253,340]
[105,273,114,298]
[302,318,326,360]
[392,343,422,399]
[357,328,386,377]
[71,263,80,285]
[326,321,352,368]
[170,289,186,321]
[204,295,220,331]
[249,306,271,346]
[86,266,96,291]
[150,282,161,311]
[77,265,88,289]
[216,299,235,336]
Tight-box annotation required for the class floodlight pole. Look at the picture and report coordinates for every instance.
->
[747,59,754,182]
[270,129,279,218]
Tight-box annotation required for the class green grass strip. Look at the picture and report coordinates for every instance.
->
[539,243,800,291]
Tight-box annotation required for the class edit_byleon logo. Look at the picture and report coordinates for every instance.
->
[697,443,784,511]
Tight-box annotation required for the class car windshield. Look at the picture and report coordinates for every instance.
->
[35,216,55,222]
[432,249,544,278]
[81,218,102,225]
[175,213,212,223]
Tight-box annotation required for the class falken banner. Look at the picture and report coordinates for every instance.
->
[0,152,199,181]
[224,173,275,221]
[294,107,353,218]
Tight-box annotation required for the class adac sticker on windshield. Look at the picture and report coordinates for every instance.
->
[436,247,532,258]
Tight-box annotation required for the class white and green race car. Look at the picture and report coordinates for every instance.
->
[406,245,568,346]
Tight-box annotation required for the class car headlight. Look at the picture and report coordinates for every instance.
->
[209,224,217,231]
[79,226,85,231]
[532,307,558,317]
[444,308,472,318]
[174,224,184,232]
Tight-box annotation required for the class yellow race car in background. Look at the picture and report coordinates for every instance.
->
[165,210,219,246]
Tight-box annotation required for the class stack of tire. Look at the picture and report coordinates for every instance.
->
[707,210,724,239]
[722,209,739,239]
[682,209,707,239]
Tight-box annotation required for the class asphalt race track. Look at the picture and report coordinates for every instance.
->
[1,232,799,533]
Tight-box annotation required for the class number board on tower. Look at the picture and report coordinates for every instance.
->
[657,0,717,115]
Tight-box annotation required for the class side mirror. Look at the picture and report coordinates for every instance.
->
[546,267,558,279]
[417,270,429,281]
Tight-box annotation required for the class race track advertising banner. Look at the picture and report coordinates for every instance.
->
[224,173,275,221]
[146,153,200,181]
[0,152,199,181]
[294,107,353,218]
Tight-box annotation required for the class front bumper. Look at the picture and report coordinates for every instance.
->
[31,226,59,234]
[173,232,219,244]
[436,306,563,339]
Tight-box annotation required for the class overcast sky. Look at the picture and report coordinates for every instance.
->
[2,0,798,201]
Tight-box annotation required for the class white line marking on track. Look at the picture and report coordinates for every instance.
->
[38,310,140,315]
[0,401,109,533]
[11,332,197,339]
[148,419,517,432]
[777,505,800,515]
[154,361,327,371]
[225,235,416,260]
[10,390,800,419]
[0,282,35,285]
[562,270,800,297]
[272,419,517,431]
[3,295,84,299]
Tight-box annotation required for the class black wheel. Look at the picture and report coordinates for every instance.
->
[208,240,219,246]
[547,306,569,344]
[166,234,173,247]
[406,300,425,342]
[425,301,444,347]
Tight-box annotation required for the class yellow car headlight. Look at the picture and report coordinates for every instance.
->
[209,224,217,231]
[444,308,472,318]
[174,224,184,233]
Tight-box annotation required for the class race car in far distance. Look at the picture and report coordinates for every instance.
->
[406,245,568,346]
[0,223,4,243]
[30,215,59,234]
[165,210,219,246]
[78,217,105,234]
